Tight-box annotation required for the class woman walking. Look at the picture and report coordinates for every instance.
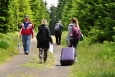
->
[66,17,80,61]
[36,19,53,63]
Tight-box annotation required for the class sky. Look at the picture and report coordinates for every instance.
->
[43,0,58,8]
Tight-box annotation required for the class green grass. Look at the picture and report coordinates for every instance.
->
[61,32,115,77]
[8,73,39,77]
[0,32,19,65]
[22,48,55,70]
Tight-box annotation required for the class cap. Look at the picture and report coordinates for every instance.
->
[25,15,29,19]
[58,20,61,23]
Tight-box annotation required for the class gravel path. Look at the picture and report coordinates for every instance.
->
[0,37,70,77]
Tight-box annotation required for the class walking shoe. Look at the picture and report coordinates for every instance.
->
[44,59,46,63]
[40,60,42,63]
[26,52,29,55]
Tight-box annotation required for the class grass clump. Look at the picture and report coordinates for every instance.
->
[0,40,10,49]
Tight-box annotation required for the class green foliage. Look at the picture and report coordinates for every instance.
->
[0,33,18,64]
[61,31,68,46]
[97,41,115,60]
[0,0,9,33]
[61,0,77,31]
[53,0,115,43]
[30,0,50,29]
[0,40,9,49]
[49,6,57,35]
[0,0,49,33]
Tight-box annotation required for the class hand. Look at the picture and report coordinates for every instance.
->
[68,44,71,47]
[20,35,22,39]
[32,36,34,39]
[50,42,53,44]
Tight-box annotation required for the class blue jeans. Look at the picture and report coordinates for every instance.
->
[22,34,31,53]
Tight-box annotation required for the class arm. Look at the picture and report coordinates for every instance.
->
[60,23,64,30]
[47,27,53,44]
[31,28,34,39]
[19,28,22,38]
[66,25,72,46]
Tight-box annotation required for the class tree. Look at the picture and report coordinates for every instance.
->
[0,0,10,33]
[0,0,49,33]
[30,0,50,30]
[55,0,115,43]
[49,5,57,35]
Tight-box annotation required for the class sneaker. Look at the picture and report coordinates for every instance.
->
[40,60,42,63]
[26,52,29,55]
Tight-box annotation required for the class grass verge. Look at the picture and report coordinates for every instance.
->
[61,31,115,77]
[0,32,19,65]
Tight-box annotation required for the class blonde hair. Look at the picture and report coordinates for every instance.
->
[41,19,47,25]
[70,17,80,29]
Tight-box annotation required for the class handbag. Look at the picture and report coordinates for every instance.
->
[79,32,84,41]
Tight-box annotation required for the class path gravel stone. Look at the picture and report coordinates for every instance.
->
[0,37,70,77]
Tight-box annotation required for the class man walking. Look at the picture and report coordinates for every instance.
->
[20,15,34,55]
[54,20,63,45]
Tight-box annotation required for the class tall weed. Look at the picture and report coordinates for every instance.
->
[96,41,115,60]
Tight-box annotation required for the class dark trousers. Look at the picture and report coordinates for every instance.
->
[55,34,61,45]
[68,40,79,57]
[69,40,78,49]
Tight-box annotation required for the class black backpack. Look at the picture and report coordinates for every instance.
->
[37,26,47,43]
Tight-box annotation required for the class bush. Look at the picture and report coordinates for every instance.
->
[0,40,9,49]
[97,41,115,60]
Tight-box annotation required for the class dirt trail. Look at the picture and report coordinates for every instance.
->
[0,37,70,77]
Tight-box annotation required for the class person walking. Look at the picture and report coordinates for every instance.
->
[54,20,64,45]
[66,17,80,61]
[36,19,53,63]
[20,15,34,55]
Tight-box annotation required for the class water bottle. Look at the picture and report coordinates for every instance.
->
[18,42,20,51]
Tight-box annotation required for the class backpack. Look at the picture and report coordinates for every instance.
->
[71,25,81,41]
[37,26,47,43]
[55,23,60,31]
[23,22,29,29]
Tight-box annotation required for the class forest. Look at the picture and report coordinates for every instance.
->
[0,0,115,76]
[0,0,115,43]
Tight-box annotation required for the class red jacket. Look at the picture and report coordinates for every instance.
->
[20,20,34,37]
